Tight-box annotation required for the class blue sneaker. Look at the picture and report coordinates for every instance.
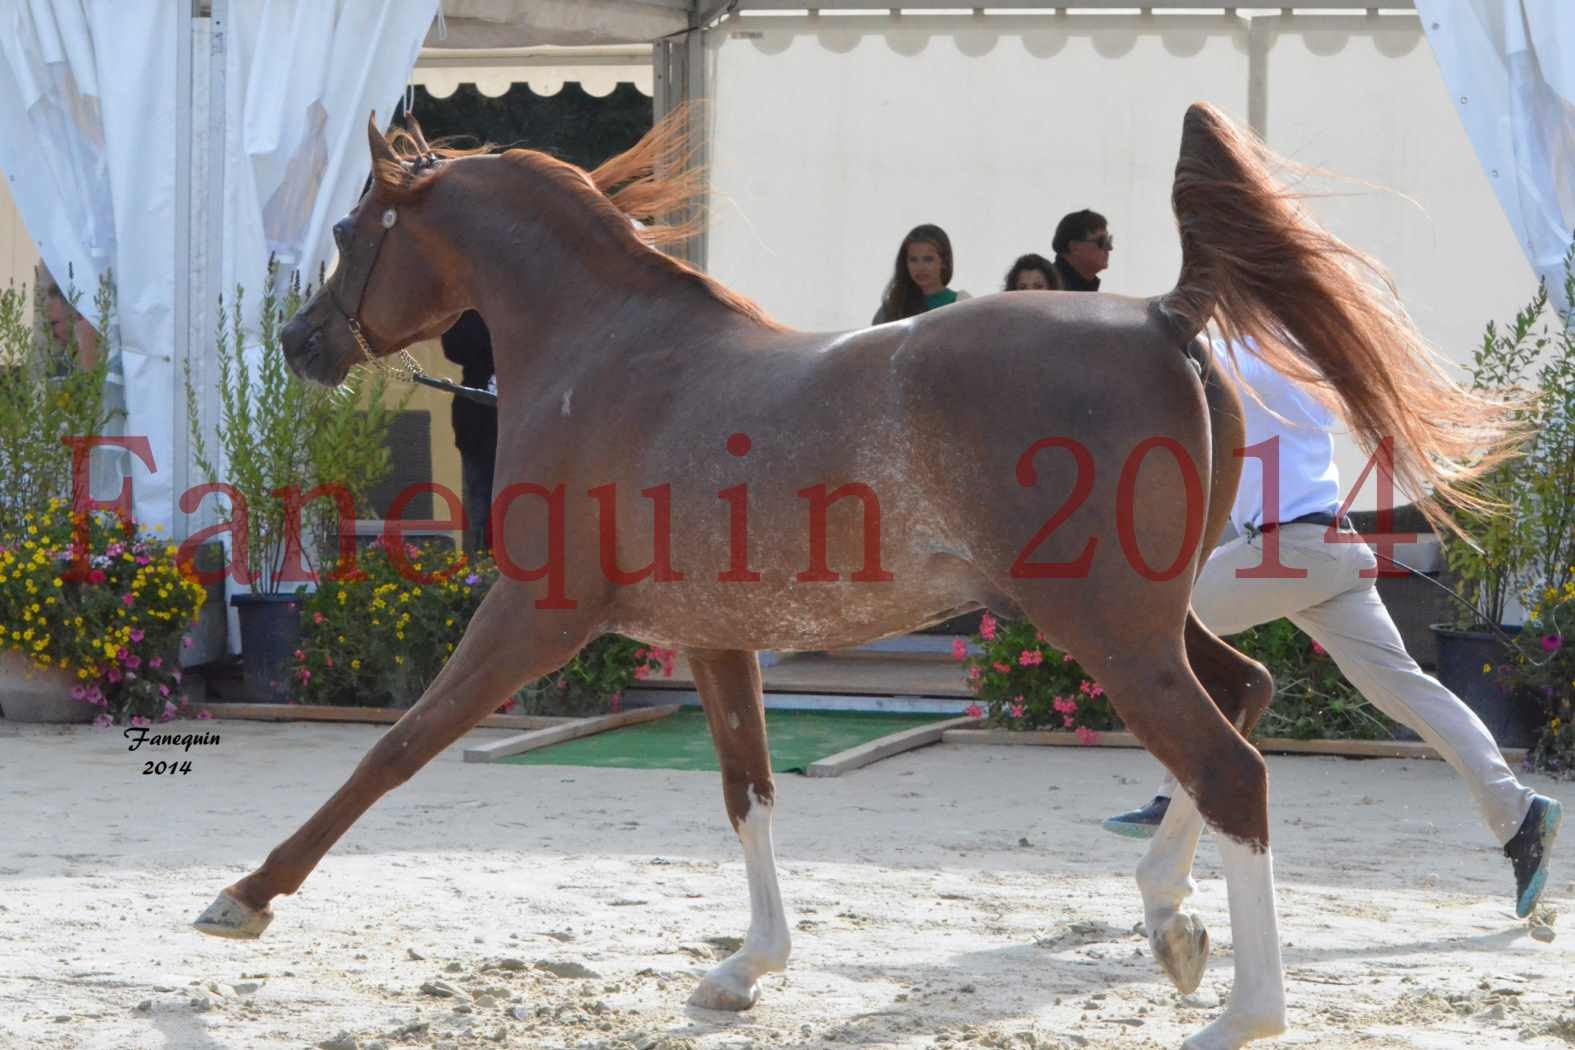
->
[1505,795,1562,919]
[1101,795,1170,840]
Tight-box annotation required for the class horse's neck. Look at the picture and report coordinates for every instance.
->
[473,244,756,392]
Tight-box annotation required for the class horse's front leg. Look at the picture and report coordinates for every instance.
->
[193,583,593,938]
[687,648,791,1011]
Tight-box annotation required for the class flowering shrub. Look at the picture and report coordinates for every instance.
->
[1512,567,1575,776]
[0,502,207,724]
[957,613,1118,741]
[295,538,675,712]
[295,538,491,707]
[958,613,1392,742]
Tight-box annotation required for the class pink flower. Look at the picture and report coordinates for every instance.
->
[1009,699,1025,719]
[294,649,305,662]
[92,714,113,728]
[1062,714,1075,728]
[1017,650,1043,667]
[608,692,623,713]
[659,650,675,678]
[993,661,1011,674]
[965,703,983,719]
[297,669,312,684]
[159,684,171,698]
[1075,726,1100,746]
[325,655,334,668]
[1542,634,1562,653]
[121,594,135,607]
[967,666,982,682]
[196,709,213,720]
[951,638,968,661]
[181,636,193,648]
[130,627,145,643]
[633,648,649,660]
[106,668,122,684]
[1062,652,1074,663]
[129,716,150,728]
[634,664,650,680]
[1034,631,1046,643]
[161,702,177,722]
[125,654,141,670]
[313,612,324,625]
[979,613,997,641]
[70,685,86,701]
[1311,642,1328,656]
[136,555,150,566]
[149,657,162,670]
[87,569,106,585]
[1053,696,1078,715]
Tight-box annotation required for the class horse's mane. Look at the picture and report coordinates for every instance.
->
[372,108,782,331]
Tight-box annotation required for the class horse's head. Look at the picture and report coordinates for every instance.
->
[282,115,469,386]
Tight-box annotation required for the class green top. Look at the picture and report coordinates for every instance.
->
[925,288,960,310]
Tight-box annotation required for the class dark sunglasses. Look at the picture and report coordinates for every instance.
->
[1079,234,1114,251]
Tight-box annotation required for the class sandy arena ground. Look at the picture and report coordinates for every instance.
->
[1,718,1571,1050]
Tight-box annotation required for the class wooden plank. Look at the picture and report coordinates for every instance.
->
[462,703,682,763]
[939,728,1528,765]
[198,702,573,731]
[804,716,979,778]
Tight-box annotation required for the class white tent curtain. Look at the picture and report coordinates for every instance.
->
[219,0,440,330]
[0,0,439,536]
[1417,0,1575,311]
[0,0,178,513]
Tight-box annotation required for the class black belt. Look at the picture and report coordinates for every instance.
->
[1253,511,1352,536]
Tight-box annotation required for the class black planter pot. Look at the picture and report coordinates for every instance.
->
[232,593,305,703]
[1430,623,1538,749]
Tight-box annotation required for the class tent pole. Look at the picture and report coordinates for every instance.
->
[173,2,196,541]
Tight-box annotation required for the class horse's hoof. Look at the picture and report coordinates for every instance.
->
[1152,912,1209,994]
[687,972,759,1012]
[192,890,273,939]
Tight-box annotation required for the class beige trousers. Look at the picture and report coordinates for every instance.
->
[1157,523,1533,845]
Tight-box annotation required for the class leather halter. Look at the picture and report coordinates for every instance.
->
[327,184,430,383]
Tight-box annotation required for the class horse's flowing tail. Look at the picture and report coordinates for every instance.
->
[1155,102,1521,529]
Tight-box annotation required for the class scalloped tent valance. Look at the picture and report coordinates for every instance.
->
[412,45,653,98]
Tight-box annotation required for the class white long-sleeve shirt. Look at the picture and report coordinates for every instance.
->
[1212,339,1344,535]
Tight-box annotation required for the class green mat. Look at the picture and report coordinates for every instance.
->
[499,707,953,773]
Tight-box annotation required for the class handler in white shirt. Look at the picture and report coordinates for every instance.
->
[1102,339,1561,920]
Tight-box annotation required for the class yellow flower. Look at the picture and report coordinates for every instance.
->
[1482,663,1493,674]
[394,655,404,665]
[351,659,361,670]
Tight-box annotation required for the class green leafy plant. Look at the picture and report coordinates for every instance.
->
[295,539,674,712]
[1231,619,1395,740]
[0,275,116,531]
[184,264,407,592]
[1444,241,1575,628]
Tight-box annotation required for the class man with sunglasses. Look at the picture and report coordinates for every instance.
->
[1051,209,1113,292]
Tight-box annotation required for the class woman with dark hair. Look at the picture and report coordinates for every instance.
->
[1003,252,1060,292]
[871,223,971,324]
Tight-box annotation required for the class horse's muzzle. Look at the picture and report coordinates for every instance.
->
[280,315,346,386]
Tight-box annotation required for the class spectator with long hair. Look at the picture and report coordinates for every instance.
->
[871,224,971,324]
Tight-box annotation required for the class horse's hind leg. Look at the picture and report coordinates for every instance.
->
[1045,614,1285,1050]
[686,648,791,1011]
[1137,612,1275,997]
[193,584,593,938]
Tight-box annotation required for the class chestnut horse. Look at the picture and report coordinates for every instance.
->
[194,104,1509,1050]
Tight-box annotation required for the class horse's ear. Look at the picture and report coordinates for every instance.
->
[405,114,432,155]
[367,112,399,174]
